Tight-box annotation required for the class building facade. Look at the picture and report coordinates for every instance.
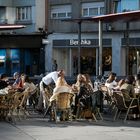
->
[0,0,46,76]
[44,0,140,76]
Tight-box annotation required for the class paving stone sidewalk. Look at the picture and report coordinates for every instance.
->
[0,113,140,140]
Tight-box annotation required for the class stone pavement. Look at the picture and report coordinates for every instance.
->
[0,113,140,140]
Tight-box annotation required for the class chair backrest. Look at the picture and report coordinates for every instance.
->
[100,85,113,101]
[45,86,53,98]
[120,89,131,102]
[113,92,128,110]
[56,92,74,109]
[0,95,6,104]
[100,85,112,95]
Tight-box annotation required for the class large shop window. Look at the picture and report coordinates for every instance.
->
[128,48,140,75]
[102,48,112,75]
[73,48,96,76]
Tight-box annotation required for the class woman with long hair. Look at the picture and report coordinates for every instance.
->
[19,74,37,108]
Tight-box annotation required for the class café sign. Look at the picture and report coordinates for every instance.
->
[69,39,91,46]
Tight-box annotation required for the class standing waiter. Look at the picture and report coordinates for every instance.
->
[36,70,65,111]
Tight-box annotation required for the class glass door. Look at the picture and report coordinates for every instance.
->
[72,48,96,76]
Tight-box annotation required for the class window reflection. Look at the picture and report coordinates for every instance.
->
[116,0,139,13]
[102,48,112,75]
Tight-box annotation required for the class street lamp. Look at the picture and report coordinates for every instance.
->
[137,51,139,74]
[125,21,129,75]
[78,21,81,74]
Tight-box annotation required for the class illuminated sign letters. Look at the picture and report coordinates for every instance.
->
[70,39,91,46]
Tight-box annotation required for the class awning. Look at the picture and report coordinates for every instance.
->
[62,10,140,23]
[0,24,26,30]
[0,34,44,48]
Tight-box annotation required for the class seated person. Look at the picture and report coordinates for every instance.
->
[77,75,93,109]
[72,74,84,93]
[113,79,125,91]
[120,75,136,99]
[50,76,72,102]
[12,72,25,92]
[18,74,37,108]
[0,86,12,95]
[120,75,139,118]
[72,74,92,115]
[0,73,9,90]
[13,72,21,87]
[84,73,94,94]
[0,73,13,95]
[73,75,92,109]
[105,72,117,91]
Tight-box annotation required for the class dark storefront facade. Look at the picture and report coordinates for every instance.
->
[0,34,45,76]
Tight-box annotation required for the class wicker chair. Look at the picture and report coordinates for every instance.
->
[44,87,53,107]
[51,92,74,122]
[100,85,116,113]
[43,86,54,117]
[0,92,16,121]
[76,105,98,121]
[76,94,103,122]
[9,91,27,122]
[100,85,113,104]
[113,91,139,122]
[0,94,9,120]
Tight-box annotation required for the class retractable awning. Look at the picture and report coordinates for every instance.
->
[0,24,26,30]
[63,10,140,23]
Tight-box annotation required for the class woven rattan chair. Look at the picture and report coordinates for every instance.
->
[43,86,54,118]
[51,92,74,122]
[0,92,16,121]
[76,105,98,121]
[100,85,113,104]
[100,85,117,113]
[113,91,139,122]
[0,94,9,120]
[44,87,53,107]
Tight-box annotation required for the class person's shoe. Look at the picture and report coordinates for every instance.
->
[25,111,30,117]
[55,116,60,122]
[72,115,76,120]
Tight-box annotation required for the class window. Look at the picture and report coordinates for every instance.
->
[116,0,139,13]
[89,8,98,16]
[16,7,31,21]
[83,9,88,16]
[82,2,104,17]
[51,5,72,19]
[100,7,105,15]
[58,13,66,18]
